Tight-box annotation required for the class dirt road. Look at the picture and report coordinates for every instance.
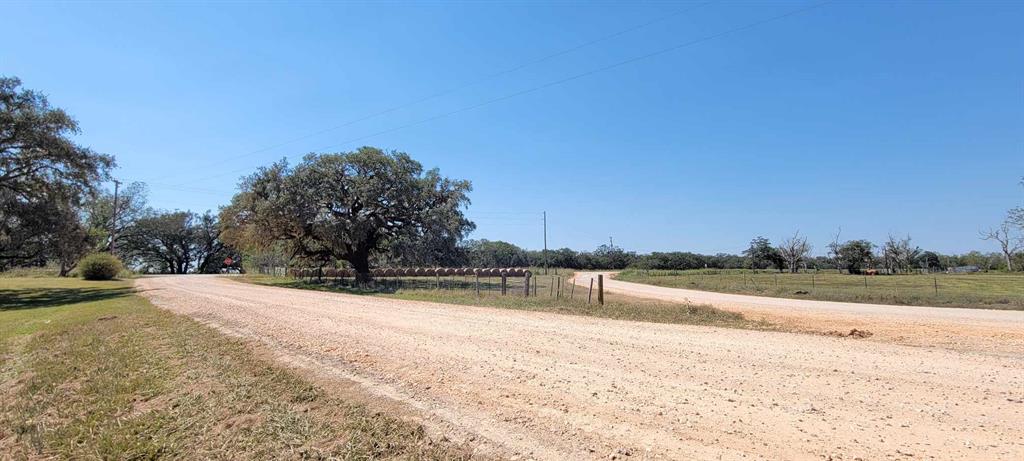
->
[574,272,1024,355]
[137,275,1023,460]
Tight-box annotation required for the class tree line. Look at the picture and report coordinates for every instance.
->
[446,235,1019,274]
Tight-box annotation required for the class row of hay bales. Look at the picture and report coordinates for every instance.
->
[291,267,531,278]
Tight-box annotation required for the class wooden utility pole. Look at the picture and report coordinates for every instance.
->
[543,211,548,275]
[109,179,121,254]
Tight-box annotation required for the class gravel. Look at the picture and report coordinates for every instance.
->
[138,275,1024,460]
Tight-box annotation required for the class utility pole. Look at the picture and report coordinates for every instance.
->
[609,236,614,248]
[543,211,548,275]
[109,179,121,254]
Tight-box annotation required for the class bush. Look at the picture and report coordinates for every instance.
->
[78,253,124,280]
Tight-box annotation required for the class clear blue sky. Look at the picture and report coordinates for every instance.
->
[4,1,1021,255]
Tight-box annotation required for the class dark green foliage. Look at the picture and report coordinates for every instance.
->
[220,147,474,280]
[743,236,784,271]
[121,210,233,274]
[465,239,530,267]
[77,253,123,280]
[0,76,114,271]
[834,240,875,274]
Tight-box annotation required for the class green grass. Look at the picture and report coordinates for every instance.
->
[239,274,769,330]
[0,277,475,460]
[616,269,1024,310]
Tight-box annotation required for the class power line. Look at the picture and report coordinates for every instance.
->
[166,0,834,187]
[155,1,718,187]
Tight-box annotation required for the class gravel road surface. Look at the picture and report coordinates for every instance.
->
[574,272,1024,355]
[137,275,1023,460]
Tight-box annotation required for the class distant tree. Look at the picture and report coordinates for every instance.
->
[123,211,195,273]
[464,240,529,267]
[980,221,1021,271]
[882,234,922,274]
[744,236,783,271]
[192,211,234,274]
[777,232,812,273]
[220,148,474,281]
[0,76,114,270]
[834,240,874,274]
[84,181,150,256]
[919,251,943,272]
[590,244,636,269]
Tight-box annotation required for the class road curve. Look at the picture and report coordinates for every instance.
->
[136,275,1023,460]
[573,272,1024,355]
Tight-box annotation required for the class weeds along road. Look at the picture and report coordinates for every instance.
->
[574,272,1024,356]
[137,275,1023,461]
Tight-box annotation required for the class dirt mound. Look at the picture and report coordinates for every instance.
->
[825,328,874,338]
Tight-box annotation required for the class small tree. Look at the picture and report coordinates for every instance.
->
[744,236,783,272]
[882,234,922,274]
[980,221,1022,271]
[835,240,874,274]
[777,231,811,273]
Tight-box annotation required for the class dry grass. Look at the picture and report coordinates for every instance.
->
[239,274,770,331]
[0,277,477,460]
[617,269,1024,310]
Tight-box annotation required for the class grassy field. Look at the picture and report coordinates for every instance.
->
[240,273,771,330]
[0,277,474,460]
[616,269,1024,310]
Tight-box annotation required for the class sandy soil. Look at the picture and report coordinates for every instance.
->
[574,272,1024,356]
[137,275,1023,460]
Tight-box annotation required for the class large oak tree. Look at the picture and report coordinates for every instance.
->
[0,76,114,270]
[220,147,474,281]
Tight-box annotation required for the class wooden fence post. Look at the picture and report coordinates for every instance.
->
[598,274,604,305]
[501,274,507,296]
[523,273,531,297]
[570,280,575,299]
[934,277,938,296]
[588,278,594,304]
[475,274,480,297]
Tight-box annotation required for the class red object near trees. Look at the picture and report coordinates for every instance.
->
[224,257,234,266]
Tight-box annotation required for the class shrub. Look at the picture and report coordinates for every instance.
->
[78,253,124,280]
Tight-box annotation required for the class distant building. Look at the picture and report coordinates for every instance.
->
[947,265,981,274]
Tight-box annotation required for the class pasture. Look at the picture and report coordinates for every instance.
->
[616,269,1024,310]
[239,270,768,330]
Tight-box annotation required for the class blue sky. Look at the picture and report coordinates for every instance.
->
[3,1,1021,255]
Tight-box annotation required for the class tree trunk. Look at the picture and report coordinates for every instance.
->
[350,251,372,284]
